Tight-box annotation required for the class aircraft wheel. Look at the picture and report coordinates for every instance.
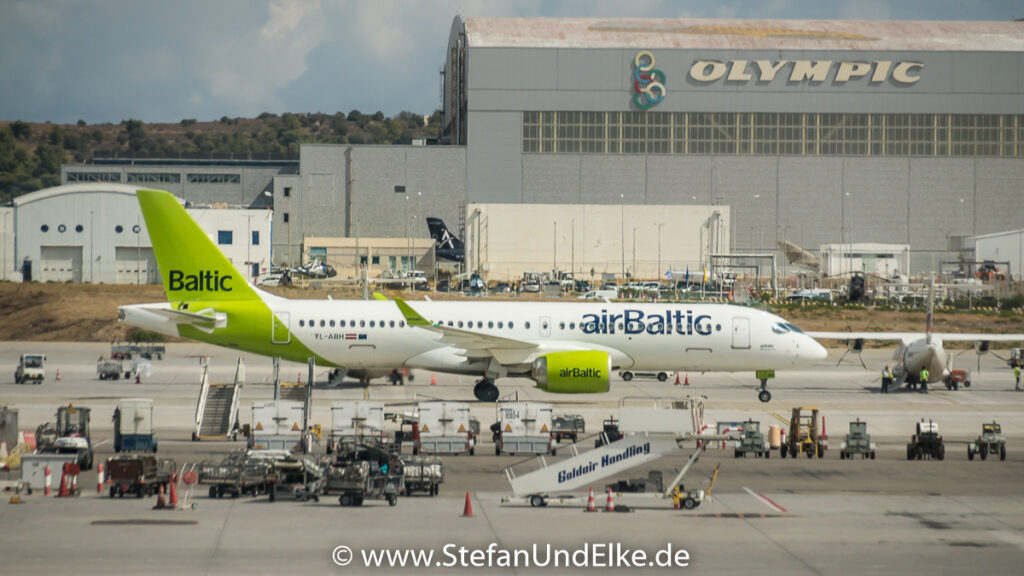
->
[474,380,499,402]
[758,390,771,403]
[621,372,633,381]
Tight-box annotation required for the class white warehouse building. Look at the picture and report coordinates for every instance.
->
[9,184,272,284]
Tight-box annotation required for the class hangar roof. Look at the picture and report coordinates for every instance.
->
[463,18,1024,52]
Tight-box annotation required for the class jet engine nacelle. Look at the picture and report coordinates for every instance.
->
[530,351,611,393]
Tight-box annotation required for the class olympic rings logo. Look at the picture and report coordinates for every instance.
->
[632,51,666,109]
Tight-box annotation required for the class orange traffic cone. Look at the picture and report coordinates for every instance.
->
[168,473,178,508]
[153,484,166,509]
[461,491,473,517]
[431,374,437,386]
[56,464,68,497]
[56,369,61,382]
[97,463,104,494]
[674,373,681,385]
[605,488,615,512]
[584,488,597,512]
[44,466,52,496]
[684,374,690,386]
[297,372,302,384]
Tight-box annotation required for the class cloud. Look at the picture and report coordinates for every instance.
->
[201,0,330,115]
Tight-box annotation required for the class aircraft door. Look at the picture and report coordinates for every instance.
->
[731,317,750,349]
[540,316,551,338]
[272,311,291,344]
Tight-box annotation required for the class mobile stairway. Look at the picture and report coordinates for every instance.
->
[503,398,716,508]
[192,358,243,441]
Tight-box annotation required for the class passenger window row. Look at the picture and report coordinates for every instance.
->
[297,319,407,328]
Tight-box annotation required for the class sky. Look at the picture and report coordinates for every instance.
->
[1,0,1022,125]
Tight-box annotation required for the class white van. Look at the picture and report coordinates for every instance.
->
[579,289,617,300]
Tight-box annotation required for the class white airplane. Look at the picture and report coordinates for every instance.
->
[807,281,1024,392]
[119,189,827,402]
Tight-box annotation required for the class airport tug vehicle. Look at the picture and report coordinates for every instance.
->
[967,421,1006,461]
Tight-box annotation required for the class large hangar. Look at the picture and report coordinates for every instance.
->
[443,17,1024,275]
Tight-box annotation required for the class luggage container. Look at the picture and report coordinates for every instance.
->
[105,454,175,497]
[248,401,305,452]
[491,402,553,456]
[322,446,404,506]
[400,455,444,496]
[328,401,387,454]
[114,398,158,453]
[414,402,476,455]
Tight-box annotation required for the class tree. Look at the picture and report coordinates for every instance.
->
[10,121,31,140]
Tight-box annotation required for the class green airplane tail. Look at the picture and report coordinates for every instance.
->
[137,189,258,303]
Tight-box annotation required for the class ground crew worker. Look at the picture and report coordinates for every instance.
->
[1015,365,1021,391]
[919,367,929,393]
[881,365,893,394]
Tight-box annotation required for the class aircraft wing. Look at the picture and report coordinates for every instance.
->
[806,331,921,342]
[394,298,537,364]
[807,331,1024,343]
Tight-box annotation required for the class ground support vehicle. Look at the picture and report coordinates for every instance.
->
[256,451,323,501]
[414,402,477,456]
[38,405,94,470]
[839,419,876,460]
[907,420,945,460]
[197,452,275,498]
[492,402,553,456]
[106,455,175,498]
[1009,349,1024,369]
[944,369,971,390]
[97,359,130,381]
[399,455,443,496]
[734,420,770,458]
[551,414,585,446]
[15,354,45,384]
[110,343,165,360]
[775,407,826,459]
[327,401,387,455]
[322,447,404,506]
[967,421,1007,461]
[594,417,623,448]
[113,398,158,453]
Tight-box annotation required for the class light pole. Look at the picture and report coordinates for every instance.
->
[404,195,409,273]
[620,194,625,281]
[656,222,665,282]
[632,226,638,280]
[553,221,557,274]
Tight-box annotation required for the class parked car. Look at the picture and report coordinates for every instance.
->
[493,281,513,293]
[521,280,541,293]
[619,370,675,382]
[436,279,450,292]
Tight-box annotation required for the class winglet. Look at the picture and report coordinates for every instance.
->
[394,298,432,327]
[372,292,388,301]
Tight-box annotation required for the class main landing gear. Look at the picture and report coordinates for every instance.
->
[473,378,500,402]
[758,378,772,403]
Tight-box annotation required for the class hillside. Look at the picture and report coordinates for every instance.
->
[0,110,442,203]
[1,282,1022,344]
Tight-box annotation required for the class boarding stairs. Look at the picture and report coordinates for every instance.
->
[194,358,243,440]
[504,398,706,496]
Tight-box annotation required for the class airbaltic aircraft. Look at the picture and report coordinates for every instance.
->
[120,190,827,402]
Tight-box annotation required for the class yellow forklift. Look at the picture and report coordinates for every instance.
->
[772,407,826,459]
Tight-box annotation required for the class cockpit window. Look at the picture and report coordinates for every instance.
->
[771,322,790,334]
[785,323,805,334]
